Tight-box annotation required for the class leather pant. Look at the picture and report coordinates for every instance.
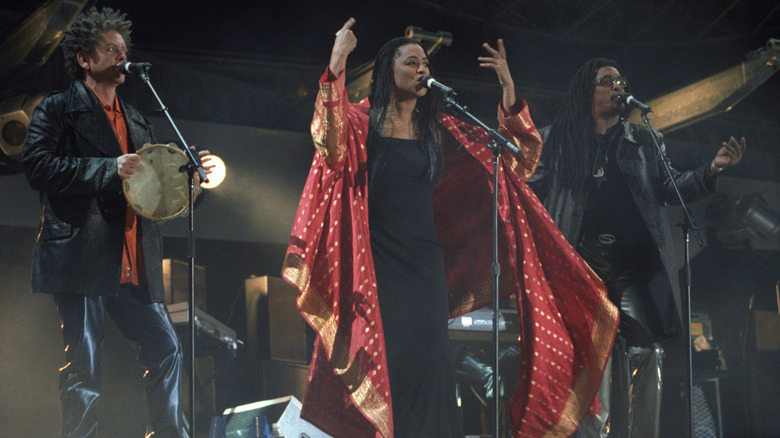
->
[611,338,664,438]
[54,287,183,438]
[578,237,665,438]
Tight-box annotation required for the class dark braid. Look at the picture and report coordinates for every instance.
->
[60,7,132,79]
[543,58,631,188]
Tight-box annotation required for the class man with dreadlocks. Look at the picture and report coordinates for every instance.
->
[528,58,746,437]
[22,7,208,437]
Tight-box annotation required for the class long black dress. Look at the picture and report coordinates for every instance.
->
[368,136,463,437]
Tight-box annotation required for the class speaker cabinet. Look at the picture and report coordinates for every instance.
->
[753,310,780,351]
[692,378,723,438]
[260,360,309,401]
[747,311,780,436]
[162,258,207,310]
[182,356,218,426]
[244,275,312,364]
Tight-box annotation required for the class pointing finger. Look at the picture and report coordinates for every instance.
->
[337,17,356,35]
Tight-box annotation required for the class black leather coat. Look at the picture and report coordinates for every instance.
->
[528,121,717,338]
[23,80,165,301]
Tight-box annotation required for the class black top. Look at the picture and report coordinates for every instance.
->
[581,128,656,271]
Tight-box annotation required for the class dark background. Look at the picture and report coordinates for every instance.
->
[1,1,778,437]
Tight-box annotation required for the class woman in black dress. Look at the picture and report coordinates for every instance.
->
[328,18,520,437]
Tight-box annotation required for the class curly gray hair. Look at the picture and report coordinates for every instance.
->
[60,7,132,79]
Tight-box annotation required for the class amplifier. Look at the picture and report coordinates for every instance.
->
[753,310,780,351]
[245,276,313,364]
[162,258,207,310]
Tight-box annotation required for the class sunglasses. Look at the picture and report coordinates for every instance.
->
[593,75,627,88]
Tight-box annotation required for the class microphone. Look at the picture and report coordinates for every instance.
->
[617,93,652,113]
[419,75,456,97]
[119,61,152,75]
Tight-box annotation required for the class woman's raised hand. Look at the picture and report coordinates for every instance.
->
[329,17,357,77]
[478,39,516,109]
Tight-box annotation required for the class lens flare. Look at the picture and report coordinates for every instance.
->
[200,155,225,189]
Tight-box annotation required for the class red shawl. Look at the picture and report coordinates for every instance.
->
[282,70,618,438]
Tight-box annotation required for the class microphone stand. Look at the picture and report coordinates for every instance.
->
[138,66,209,438]
[442,92,521,438]
[639,108,702,438]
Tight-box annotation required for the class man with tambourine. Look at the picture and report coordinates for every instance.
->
[22,7,210,438]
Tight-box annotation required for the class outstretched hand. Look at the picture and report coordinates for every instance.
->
[329,17,357,77]
[478,39,516,110]
[711,136,746,174]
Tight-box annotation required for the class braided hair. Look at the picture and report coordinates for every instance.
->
[60,7,132,79]
[543,57,631,188]
[367,37,442,185]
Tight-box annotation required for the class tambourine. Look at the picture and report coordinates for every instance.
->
[122,143,199,221]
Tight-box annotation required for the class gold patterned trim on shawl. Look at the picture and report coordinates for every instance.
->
[549,280,618,436]
[498,103,543,182]
[283,240,392,438]
[319,78,339,104]
[312,72,348,165]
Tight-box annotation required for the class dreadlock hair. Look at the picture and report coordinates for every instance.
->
[367,37,442,186]
[60,7,132,79]
[543,57,631,189]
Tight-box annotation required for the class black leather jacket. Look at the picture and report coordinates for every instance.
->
[23,80,165,301]
[528,121,717,338]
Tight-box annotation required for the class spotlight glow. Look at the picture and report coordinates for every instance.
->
[200,155,226,189]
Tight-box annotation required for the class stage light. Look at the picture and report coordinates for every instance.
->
[0,95,43,174]
[404,26,453,56]
[707,193,780,246]
[200,155,225,189]
[735,194,780,238]
[0,110,30,159]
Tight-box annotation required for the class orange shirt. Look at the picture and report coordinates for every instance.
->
[85,82,144,286]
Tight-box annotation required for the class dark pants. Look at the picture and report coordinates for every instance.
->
[54,287,182,438]
[578,236,665,438]
[610,337,664,438]
[579,298,665,438]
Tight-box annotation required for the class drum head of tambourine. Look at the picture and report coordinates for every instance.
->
[122,143,199,221]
